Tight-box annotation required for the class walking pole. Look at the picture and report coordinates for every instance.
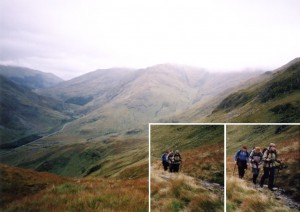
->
[274,163,281,187]
[179,161,182,172]
[233,163,236,176]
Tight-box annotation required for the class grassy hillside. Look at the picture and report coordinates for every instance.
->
[227,176,298,212]
[0,135,148,179]
[0,76,70,143]
[39,64,262,139]
[0,65,63,89]
[226,125,300,206]
[0,163,148,211]
[151,162,223,212]
[0,63,259,179]
[150,125,224,211]
[151,125,224,185]
[203,58,300,123]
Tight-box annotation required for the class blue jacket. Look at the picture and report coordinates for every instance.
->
[234,150,249,162]
[161,153,168,162]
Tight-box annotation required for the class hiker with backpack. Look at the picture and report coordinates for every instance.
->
[260,143,281,190]
[172,150,182,173]
[234,145,249,179]
[249,147,263,185]
[161,150,169,171]
[168,150,175,172]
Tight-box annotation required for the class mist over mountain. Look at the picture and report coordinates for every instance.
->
[0,76,70,145]
[39,64,263,139]
[1,59,299,179]
[199,57,300,123]
[0,65,63,90]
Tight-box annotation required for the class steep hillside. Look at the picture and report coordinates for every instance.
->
[227,176,299,211]
[151,125,224,185]
[226,125,300,208]
[42,64,261,139]
[0,65,63,90]
[150,125,224,211]
[0,163,148,211]
[0,63,262,179]
[151,162,223,212]
[202,58,300,122]
[0,76,70,144]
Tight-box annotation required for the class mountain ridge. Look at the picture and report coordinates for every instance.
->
[0,65,63,89]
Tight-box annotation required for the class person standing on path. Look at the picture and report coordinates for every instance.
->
[260,143,281,190]
[234,145,249,178]
[249,147,263,185]
[161,150,169,171]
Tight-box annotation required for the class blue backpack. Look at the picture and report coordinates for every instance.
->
[161,153,168,162]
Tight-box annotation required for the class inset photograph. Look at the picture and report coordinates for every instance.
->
[150,125,224,212]
[226,125,300,211]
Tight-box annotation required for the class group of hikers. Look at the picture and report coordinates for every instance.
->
[234,142,282,191]
[161,150,182,173]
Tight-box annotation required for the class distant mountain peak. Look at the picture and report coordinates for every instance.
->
[0,65,63,89]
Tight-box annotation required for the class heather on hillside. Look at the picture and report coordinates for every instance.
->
[150,125,224,211]
[226,125,300,211]
[0,164,148,211]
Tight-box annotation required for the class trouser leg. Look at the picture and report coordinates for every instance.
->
[163,161,168,171]
[252,168,259,184]
[173,164,179,172]
[238,166,245,178]
[260,167,270,187]
[268,167,275,189]
[169,164,173,172]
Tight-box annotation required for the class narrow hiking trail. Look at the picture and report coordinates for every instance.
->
[151,161,224,197]
[229,165,300,211]
[254,183,300,210]
[151,161,224,211]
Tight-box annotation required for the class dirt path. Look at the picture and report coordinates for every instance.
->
[151,161,224,198]
[254,185,300,210]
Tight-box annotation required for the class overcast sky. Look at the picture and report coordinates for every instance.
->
[1,0,300,79]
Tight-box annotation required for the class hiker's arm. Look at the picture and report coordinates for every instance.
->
[275,151,281,163]
[234,151,238,162]
[249,152,253,162]
[262,151,269,161]
[258,155,263,165]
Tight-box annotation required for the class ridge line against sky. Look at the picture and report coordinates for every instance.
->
[0,0,300,80]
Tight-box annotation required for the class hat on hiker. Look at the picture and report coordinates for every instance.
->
[269,143,276,147]
[175,150,179,153]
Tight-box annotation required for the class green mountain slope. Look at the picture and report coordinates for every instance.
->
[0,65,63,89]
[42,64,262,139]
[0,64,261,178]
[201,58,300,122]
[0,76,70,144]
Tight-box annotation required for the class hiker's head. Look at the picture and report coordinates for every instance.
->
[255,147,261,153]
[242,145,247,152]
[166,150,169,153]
[269,143,276,151]
[175,150,179,154]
